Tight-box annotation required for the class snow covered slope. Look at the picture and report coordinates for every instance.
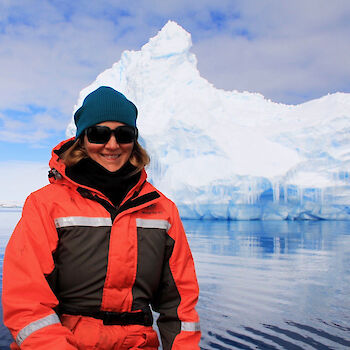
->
[67,21,350,220]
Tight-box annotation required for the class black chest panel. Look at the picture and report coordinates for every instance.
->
[53,225,111,311]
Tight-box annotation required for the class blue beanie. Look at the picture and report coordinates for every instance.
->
[74,86,138,138]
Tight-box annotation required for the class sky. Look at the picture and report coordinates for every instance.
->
[0,0,350,164]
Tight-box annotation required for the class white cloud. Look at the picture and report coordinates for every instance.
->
[0,161,48,206]
[0,0,349,146]
[192,1,350,103]
[0,109,63,144]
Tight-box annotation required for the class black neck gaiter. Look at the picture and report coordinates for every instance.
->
[66,158,141,207]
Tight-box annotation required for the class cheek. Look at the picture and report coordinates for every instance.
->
[121,144,134,157]
[84,140,103,157]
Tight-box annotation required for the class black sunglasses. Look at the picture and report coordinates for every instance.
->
[85,125,137,144]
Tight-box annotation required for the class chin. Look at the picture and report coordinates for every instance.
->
[103,162,124,172]
[108,167,122,172]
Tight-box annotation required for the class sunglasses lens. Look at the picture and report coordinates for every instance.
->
[86,126,111,144]
[115,126,137,143]
[86,125,136,144]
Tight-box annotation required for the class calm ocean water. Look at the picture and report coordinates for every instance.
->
[0,209,349,349]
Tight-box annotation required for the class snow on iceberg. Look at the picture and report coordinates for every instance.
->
[67,21,350,220]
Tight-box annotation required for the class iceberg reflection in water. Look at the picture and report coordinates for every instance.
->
[0,210,349,349]
[183,219,350,350]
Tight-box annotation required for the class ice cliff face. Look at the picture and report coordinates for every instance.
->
[67,21,350,220]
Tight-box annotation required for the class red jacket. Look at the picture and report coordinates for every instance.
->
[2,139,201,349]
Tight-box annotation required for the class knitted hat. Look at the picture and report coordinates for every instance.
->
[74,86,138,138]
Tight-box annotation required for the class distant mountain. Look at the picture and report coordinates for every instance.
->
[65,20,350,220]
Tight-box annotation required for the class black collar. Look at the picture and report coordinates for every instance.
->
[66,158,141,207]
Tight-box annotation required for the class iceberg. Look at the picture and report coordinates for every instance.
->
[67,21,350,220]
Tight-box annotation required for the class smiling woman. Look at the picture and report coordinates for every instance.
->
[2,86,201,349]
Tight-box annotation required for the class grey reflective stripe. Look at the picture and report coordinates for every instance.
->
[55,216,112,228]
[136,218,170,231]
[16,313,60,345]
[181,321,201,332]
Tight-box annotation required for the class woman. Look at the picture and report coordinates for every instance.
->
[2,86,201,350]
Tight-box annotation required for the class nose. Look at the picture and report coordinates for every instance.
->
[104,134,119,149]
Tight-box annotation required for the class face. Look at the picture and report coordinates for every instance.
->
[84,121,134,172]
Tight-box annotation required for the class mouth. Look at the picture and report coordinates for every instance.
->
[101,154,121,160]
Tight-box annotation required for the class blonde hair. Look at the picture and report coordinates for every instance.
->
[61,137,150,173]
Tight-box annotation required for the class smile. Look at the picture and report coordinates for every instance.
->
[101,154,121,160]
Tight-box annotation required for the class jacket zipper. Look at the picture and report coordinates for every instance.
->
[76,185,160,222]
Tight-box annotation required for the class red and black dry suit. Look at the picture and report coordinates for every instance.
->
[2,139,201,349]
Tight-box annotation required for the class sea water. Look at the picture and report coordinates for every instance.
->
[0,209,349,349]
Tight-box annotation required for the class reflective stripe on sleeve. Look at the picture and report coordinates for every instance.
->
[16,313,61,346]
[55,216,112,228]
[181,321,201,332]
[136,218,171,231]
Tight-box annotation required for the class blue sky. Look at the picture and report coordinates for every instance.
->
[1,0,350,163]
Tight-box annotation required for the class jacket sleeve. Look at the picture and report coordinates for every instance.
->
[151,204,201,350]
[2,193,78,349]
